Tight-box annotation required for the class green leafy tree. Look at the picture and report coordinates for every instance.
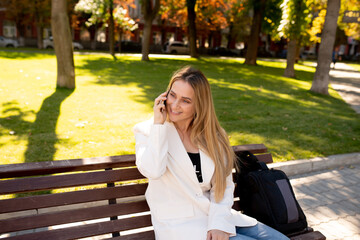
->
[244,0,282,65]
[113,6,138,52]
[75,0,109,50]
[281,0,311,78]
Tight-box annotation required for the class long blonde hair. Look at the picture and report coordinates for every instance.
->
[167,66,235,202]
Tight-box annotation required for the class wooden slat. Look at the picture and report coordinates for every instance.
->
[232,144,267,154]
[254,153,273,164]
[290,231,326,240]
[0,200,150,234]
[0,183,147,214]
[0,144,266,179]
[0,155,136,179]
[0,168,145,195]
[111,230,155,240]
[0,214,152,240]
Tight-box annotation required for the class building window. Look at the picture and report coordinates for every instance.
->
[3,20,16,38]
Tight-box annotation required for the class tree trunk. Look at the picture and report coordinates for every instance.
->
[310,0,340,95]
[90,25,97,50]
[284,39,297,78]
[51,0,75,89]
[141,0,160,61]
[187,0,198,58]
[118,29,122,53]
[161,19,167,46]
[227,22,234,49]
[108,0,115,57]
[244,0,265,65]
[36,25,44,49]
[142,20,152,61]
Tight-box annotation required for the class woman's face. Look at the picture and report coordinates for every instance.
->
[166,80,196,127]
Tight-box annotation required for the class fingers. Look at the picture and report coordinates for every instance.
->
[153,92,168,125]
[154,92,168,106]
[206,231,211,240]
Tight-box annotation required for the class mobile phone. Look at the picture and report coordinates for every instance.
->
[161,91,169,113]
[164,91,169,107]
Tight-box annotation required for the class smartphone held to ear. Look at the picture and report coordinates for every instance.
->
[161,91,168,113]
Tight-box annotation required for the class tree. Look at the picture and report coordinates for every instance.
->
[223,0,251,49]
[244,0,266,65]
[75,0,108,50]
[30,0,51,49]
[158,0,187,44]
[0,0,30,46]
[310,0,341,94]
[186,0,198,57]
[281,0,310,78]
[109,0,116,57]
[141,0,160,61]
[113,6,138,52]
[52,0,75,88]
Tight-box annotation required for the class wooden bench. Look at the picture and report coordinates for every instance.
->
[0,144,325,240]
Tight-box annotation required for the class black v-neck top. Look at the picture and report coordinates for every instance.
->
[187,152,203,183]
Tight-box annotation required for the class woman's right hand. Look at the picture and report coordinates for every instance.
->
[153,92,168,125]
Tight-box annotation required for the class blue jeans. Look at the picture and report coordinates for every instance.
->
[230,222,290,240]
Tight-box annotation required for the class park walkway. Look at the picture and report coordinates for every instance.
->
[285,62,360,240]
[330,62,360,114]
[289,163,360,240]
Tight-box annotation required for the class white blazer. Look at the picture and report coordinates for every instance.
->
[133,119,257,240]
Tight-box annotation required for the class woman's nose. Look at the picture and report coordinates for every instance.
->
[172,99,180,108]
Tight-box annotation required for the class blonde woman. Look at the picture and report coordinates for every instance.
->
[133,66,289,240]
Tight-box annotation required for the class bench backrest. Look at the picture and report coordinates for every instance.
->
[0,144,272,240]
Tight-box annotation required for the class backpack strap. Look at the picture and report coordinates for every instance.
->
[258,161,269,170]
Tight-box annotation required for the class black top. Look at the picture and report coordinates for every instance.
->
[187,152,203,183]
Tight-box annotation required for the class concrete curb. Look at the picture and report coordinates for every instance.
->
[268,152,360,177]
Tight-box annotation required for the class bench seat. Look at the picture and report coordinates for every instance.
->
[0,144,325,240]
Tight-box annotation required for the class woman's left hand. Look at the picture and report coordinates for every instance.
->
[206,229,230,240]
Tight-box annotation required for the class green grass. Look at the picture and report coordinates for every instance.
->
[0,50,359,164]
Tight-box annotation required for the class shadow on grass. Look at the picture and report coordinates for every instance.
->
[1,88,74,196]
[1,88,74,162]
[24,88,74,163]
[76,56,360,159]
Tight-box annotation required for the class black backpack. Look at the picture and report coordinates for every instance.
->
[235,151,308,235]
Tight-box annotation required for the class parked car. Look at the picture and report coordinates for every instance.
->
[0,36,19,48]
[163,41,189,54]
[43,37,84,50]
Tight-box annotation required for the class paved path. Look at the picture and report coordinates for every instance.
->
[290,164,360,240]
[330,63,360,114]
[290,63,360,240]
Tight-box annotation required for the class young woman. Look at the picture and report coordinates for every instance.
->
[133,66,289,240]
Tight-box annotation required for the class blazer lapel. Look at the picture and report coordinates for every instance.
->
[166,122,201,185]
[166,121,215,186]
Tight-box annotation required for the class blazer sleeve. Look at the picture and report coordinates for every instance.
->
[133,119,168,179]
[207,173,237,236]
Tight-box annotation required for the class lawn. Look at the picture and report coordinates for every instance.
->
[0,50,359,164]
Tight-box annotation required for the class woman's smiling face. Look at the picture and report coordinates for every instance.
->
[166,80,196,126]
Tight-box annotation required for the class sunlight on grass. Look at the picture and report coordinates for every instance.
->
[0,52,359,164]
